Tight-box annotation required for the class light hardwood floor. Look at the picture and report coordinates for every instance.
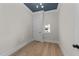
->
[11,40,63,56]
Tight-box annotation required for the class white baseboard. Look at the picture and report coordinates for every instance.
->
[44,39,59,44]
[1,39,33,56]
[33,39,59,44]
[59,42,65,56]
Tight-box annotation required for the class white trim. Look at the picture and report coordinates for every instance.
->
[7,41,28,56]
[33,9,57,13]
[45,9,57,13]
[0,39,33,56]
[33,39,59,44]
[44,39,59,44]
[33,10,43,13]
[57,3,63,12]
[59,42,66,56]
[22,3,32,13]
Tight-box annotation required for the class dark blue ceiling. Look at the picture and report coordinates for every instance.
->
[24,3,58,12]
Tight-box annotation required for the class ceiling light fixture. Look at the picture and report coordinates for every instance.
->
[36,3,44,9]
[36,5,38,8]
[40,3,42,5]
[41,5,44,8]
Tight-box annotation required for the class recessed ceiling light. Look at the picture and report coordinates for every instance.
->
[41,5,44,8]
[36,5,38,8]
[40,3,42,5]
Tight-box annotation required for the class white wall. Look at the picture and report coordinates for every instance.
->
[33,10,59,43]
[59,3,79,56]
[33,11,43,42]
[0,3,33,55]
[74,3,79,56]
[44,10,59,43]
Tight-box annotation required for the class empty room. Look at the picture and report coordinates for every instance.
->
[0,3,79,56]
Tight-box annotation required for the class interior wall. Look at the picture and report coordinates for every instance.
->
[74,3,79,56]
[44,11,59,43]
[33,10,59,43]
[59,3,79,56]
[33,11,43,42]
[0,3,33,55]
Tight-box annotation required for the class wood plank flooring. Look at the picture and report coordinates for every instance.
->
[11,40,63,56]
